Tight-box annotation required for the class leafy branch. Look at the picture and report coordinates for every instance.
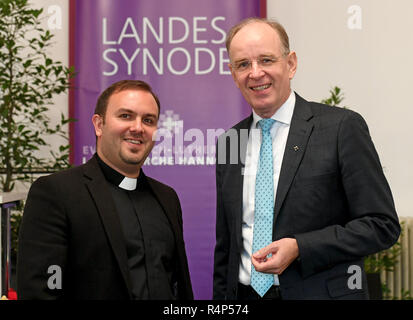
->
[321,86,347,108]
[0,0,75,192]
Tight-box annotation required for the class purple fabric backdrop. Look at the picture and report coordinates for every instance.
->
[73,0,260,299]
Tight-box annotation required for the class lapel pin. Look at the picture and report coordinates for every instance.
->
[293,146,299,152]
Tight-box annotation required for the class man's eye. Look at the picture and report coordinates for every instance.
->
[261,58,274,65]
[144,118,155,125]
[120,114,131,119]
[237,61,250,69]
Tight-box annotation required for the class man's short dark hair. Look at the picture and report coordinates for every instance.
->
[94,80,161,120]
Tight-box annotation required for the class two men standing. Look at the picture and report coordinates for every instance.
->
[17,18,400,300]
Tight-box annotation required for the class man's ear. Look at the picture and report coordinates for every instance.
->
[287,51,297,80]
[92,114,103,137]
[228,63,240,89]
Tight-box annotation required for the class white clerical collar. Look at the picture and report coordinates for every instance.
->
[118,176,137,191]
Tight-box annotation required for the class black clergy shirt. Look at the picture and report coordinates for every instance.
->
[96,155,178,299]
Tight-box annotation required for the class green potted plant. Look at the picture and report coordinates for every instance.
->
[0,0,74,193]
[0,0,75,296]
[363,232,401,299]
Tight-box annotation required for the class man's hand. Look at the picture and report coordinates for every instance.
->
[251,238,299,275]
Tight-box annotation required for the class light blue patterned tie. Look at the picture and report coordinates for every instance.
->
[251,118,275,297]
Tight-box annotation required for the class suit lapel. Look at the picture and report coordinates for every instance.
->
[274,94,314,223]
[234,115,253,251]
[82,156,132,297]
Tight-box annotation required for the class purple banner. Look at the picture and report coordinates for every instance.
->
[72,0,261,299]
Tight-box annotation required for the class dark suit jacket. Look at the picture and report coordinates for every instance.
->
[213,93,400,300]
[17,156,193,300]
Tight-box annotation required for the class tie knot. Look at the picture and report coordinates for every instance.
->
[258,118,275,132]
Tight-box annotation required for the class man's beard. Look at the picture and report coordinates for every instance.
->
[119,149,147,166]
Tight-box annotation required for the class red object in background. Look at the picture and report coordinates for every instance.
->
[8,288,17,300]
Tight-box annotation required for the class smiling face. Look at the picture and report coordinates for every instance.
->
[92,89,158,177]
[228,21,297,118]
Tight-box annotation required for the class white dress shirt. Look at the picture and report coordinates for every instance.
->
[239,90,296,286]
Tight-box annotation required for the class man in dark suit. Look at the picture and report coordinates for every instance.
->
[213,18,400,300]
[17,80,193,300]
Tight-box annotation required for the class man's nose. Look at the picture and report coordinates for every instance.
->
[130,119,144,133]
[249,60,265,78]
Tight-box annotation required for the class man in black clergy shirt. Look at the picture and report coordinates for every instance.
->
[17,80,193,299]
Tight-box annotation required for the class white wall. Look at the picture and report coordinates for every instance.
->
[268,0,413,217]
[35,0,69,150]
[15,1,412,218]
